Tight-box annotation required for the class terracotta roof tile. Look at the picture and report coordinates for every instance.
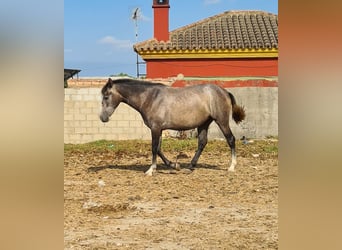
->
[134,10,278,52]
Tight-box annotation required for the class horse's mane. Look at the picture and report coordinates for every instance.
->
[102,78,165,95]
[113,78,166,87]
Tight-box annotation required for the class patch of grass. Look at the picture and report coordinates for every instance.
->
[263,144,278,154]
[244,139,278,158]
[161,138,197,152]
[64,140,150,154]
[64,140,110,152]
[64,138,278,158]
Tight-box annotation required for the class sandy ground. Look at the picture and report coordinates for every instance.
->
[64,140,278,249]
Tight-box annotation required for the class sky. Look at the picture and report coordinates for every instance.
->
[64,0,278,77]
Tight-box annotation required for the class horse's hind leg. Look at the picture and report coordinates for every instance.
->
[190,120,212,169]
[157,135,173,167]
[217,123,237,172]
[158,151,172,167]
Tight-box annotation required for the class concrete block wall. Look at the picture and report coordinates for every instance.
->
[64,88,151,144]
[64,86,278,144]
[208,87,278,139]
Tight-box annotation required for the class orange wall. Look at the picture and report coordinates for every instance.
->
[153,7,169,41]
[146,58,278,78]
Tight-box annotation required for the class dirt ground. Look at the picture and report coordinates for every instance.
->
[64,139,278,249]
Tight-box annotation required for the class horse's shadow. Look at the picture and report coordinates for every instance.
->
[87,163,221,174]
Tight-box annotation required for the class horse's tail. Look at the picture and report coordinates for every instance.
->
[227,92,246,124]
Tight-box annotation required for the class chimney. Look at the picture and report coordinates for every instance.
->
[152,0,170,41]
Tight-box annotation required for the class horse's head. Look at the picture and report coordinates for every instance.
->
[99,78,122,122]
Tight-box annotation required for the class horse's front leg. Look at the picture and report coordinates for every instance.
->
[145,129,161,176]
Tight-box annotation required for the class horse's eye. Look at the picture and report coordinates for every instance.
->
[103,96,109,100]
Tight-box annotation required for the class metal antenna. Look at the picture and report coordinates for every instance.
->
[132,8,140,43]
[132,7,141,77]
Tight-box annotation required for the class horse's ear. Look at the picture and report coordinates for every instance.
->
[107,78,113,87]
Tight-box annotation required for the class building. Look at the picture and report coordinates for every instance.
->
[134,0,278,79]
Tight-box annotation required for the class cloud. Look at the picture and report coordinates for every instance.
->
[204,0,221,5]
[97,36,133,50]
[139,12,151,22]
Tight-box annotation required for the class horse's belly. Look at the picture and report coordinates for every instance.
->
[166,110,210,130]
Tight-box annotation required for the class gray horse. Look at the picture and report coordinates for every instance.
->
[100,78,245,176]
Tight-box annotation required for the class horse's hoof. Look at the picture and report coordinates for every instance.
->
[181,168,193,174]
[145,170,154,176]
[169,162,181,171]
[228,168,235,172]
[189,165,196,171]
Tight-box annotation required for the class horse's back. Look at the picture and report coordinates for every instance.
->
[160,84,230,109]
[178,84,233,119]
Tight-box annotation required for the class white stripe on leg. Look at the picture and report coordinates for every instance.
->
[228,154,237,172]
[145,164,156,176]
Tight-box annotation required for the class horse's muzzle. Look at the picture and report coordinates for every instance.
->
[99,113,109,123]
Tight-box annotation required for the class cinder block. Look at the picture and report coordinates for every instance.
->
[134,113,143,120]
[80,108,92,114]
[111,114,124,121]
[86,127,98,134]
[65,88,78,95]
[74,101,86,108]
[117,120,129,127]
[80,121,92,128]
[93,120,105,127]
[70,120,80,127]
[87,102,100,108]
[95,95,102,102]
[121,127,135,135]
[64,114,73,121]
[69,134,82,141]
[126,114,137,121]
[136,128,151,139]
[71,95,82,101]
[74,114,86,120]
[104,134,119,141]
[64,127,74,134]
[99,127,112,134]
[63,135,70,143]
[118,134,129,140]
[92,108,101,115]
[93,134,105,141]
[116,105,129,114]
[83,95,96,101]
[86,114,99,121]
[78,88,89,95]
[129,120,142,128]
[81,134,93,142]
[112,127,124,134]
[88,88,101,95]
[68,108,80,114]
[64,101,73,108]
[75,127,86,134]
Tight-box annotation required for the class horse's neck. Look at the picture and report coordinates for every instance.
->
[116,84,148,112]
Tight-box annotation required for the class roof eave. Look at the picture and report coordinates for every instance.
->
[136,48,278,60]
